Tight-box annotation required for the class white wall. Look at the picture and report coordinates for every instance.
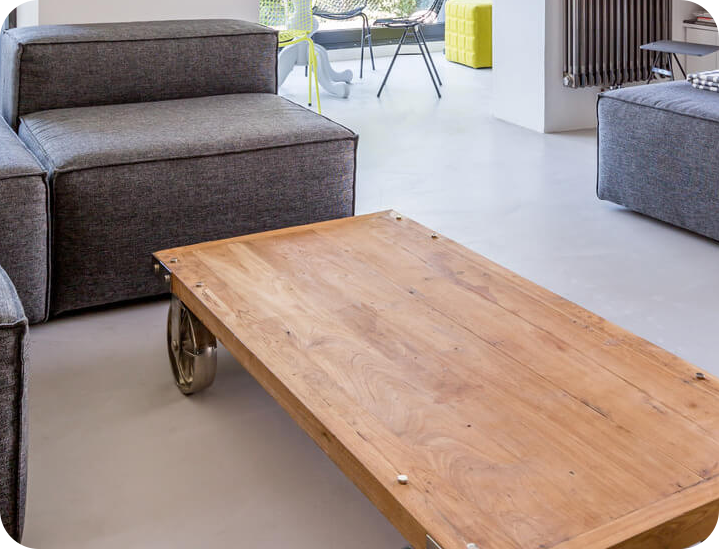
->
[542,0,600,133]
[492,0,596,133]
[491,0,545,133]
[19,0,259,26]
[15,0,38,26]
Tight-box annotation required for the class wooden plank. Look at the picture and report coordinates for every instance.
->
[307,213,719,477]
[553,477,719,549]
[154,212,719,549]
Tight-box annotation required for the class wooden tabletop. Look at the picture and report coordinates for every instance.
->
[154,211,719,549]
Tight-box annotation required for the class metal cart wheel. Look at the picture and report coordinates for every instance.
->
[167,295,217,395]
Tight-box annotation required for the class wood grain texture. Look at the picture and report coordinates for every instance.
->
[155,211,719,549]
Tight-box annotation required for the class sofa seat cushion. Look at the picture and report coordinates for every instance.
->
[19,94,358,315]
[600,80,719,123]
[597,81,719,241]
[0,119,49,324]
[19,94,355,174]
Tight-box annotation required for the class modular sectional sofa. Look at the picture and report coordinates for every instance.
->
[0,19,358,318]
[597,81,719,241]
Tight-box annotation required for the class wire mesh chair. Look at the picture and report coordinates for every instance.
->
[260,0,322,112]
[313,0,375,78]
[375,0,445,98]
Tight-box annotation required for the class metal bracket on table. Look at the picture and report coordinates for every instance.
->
[153,258,172,287]
[426,535,443,549]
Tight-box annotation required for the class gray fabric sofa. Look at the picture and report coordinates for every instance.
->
[597,81,719,241]
[0,265,28,543]
[1,19,358,316]
[0,118,48,324]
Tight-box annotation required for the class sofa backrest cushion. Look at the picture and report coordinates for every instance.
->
[1,19,278,129]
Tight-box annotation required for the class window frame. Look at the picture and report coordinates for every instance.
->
[0,6,17,29]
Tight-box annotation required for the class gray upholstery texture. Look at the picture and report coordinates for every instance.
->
[0,265,28,543]
[1,19,278,129]
[0,118,49,324]
[19,94,358,315]
[598,81,719,241]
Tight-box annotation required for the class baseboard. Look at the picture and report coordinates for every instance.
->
[327,41,445,61]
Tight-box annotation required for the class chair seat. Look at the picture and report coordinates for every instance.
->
[279,29,310,43]
[375,10,436,27]
[313,7,365,19]
[374,17,416,27]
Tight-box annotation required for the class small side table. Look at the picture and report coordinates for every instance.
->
[641,40,719,84]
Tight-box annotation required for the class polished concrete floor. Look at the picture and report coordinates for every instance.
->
[23,53,719,548]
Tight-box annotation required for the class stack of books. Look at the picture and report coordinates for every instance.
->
[686,11,716,27]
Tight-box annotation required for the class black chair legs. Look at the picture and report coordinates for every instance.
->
[360,13,376,78]
[417,25,441,86]
[376,24,442,98]
[412,27,441,98]
[377,28,408,97]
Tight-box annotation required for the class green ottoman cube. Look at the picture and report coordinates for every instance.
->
[445,0,492,69]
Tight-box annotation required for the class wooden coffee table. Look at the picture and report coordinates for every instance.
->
[153,211,719,549]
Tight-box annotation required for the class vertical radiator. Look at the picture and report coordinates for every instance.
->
[563,0,673,88]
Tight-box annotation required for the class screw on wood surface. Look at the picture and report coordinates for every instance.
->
[696,372,707,380]
[164,274,171,284]
[397,474,409,485]
[195,282,205,288]
[431,233,439,239]
[467,544,479,549]
[170,258,179,263]
[395,214,403,220]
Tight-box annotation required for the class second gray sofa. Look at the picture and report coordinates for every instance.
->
[598,81,719,241]
[1,20,358,317]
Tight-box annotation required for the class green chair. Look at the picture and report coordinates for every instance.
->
[261,0,322,112]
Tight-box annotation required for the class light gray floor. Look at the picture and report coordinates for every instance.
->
[23,53,719,549]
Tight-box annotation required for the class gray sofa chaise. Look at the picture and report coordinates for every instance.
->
[1,19,358,317]
[0,265,28,543]
[597,81,719,241]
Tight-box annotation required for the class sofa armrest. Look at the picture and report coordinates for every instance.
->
[0,265,28,543]
[0,118,49,323]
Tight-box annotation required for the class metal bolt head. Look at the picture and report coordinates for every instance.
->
[195,282,205,288]
[696,372,707,380]
[164,274,171,284]
[397,474,409,485]
[431,233,439,240]
[170,258,179,263]
[395,214,403,220]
